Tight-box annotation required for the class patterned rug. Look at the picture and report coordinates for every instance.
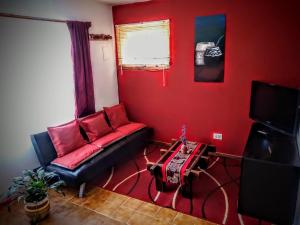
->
[94,143,271,225]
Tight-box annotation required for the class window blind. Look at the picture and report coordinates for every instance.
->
[115,20,170,69]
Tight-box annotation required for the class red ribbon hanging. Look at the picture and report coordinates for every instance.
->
[120,65,123,76]
[162,68,166,87]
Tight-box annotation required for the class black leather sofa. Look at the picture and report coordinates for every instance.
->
[31,127,153,197]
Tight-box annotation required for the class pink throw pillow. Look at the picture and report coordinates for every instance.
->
[79,112,113,142]
[104,103,130,129]
[47,120,86,157]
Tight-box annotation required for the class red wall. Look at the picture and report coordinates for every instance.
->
[113,0,300,155]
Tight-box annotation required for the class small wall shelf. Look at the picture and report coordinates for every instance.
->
[89,34,112,41]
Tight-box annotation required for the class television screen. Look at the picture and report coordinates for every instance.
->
[250,81,300,135]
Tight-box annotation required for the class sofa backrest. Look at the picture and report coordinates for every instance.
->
[31,131,57,167]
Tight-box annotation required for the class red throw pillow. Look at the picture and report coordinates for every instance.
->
[104,103,130,129]
[47,120,86,157]
[79,112,113,142]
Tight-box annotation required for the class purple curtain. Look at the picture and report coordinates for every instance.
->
[67,21,95,118]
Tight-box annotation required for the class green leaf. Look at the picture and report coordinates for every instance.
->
[44,172,58,181]
[13,176,23,182]
[49,180,65,189]
[37,168,45,180]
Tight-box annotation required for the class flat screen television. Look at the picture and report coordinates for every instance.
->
[250,81,300,136]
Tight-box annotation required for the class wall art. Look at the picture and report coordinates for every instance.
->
[194,14,226,82]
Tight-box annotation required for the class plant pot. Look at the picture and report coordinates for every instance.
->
[24,196,50,222]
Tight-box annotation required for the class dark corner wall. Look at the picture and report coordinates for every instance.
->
[113,0,300,155]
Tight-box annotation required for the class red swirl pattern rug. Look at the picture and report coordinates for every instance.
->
[95,144,271,225]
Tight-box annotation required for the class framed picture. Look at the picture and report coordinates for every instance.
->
[194,14,226,82]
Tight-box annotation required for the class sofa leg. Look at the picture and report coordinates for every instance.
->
[78,183,86,198]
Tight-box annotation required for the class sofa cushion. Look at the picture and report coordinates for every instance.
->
[117,123,146,136]
[47,120,86,157]
[91,131,125,148]
[79,112,113,142]
[51,144,101,170]
[104,103,129,129]
[44,127,153,187]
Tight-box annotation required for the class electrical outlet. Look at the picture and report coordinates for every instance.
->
[213,133,222,140]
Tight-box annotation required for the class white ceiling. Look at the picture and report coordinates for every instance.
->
[97,0,151,6]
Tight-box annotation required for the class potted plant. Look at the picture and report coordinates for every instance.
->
[1,167,65,223]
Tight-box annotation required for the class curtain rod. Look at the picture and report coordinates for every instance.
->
[0,12,90,24]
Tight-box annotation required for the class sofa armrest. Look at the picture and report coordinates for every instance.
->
[31,131,57,167]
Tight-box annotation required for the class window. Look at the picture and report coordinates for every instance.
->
[115,20,170,69]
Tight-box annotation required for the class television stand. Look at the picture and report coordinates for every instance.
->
[238,122,300,225]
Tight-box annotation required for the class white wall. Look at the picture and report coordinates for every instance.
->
[0,0,119,192]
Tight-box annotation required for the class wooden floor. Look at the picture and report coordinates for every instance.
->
[0,186,216,225]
